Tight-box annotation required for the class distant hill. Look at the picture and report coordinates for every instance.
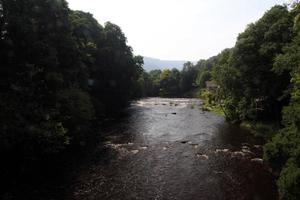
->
[143,57,190,71]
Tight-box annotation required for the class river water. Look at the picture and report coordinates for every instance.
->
[67,98,278,200]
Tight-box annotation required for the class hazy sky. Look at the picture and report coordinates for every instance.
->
[66,0,288,61]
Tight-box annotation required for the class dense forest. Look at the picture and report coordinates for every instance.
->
[0,0,146,197]
[1,0,300,199]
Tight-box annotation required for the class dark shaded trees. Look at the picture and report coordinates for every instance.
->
[0,0,88,159]
[0,0,144,191]
[264,4,300,199]
[148,69,162,96]
[94,22,141,112]
[180,61,197,92]
[158,68,181,96]
[70,11,142,114]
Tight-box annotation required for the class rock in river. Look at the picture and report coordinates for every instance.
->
[251,158,263,164]
[131,150,139,154]
[196,153,209,160]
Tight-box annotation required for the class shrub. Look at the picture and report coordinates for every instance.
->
[264,127,300,170]
[278,161,300,200]
[57,89,95,145]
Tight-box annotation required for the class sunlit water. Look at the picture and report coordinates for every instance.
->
[67,98,278,200]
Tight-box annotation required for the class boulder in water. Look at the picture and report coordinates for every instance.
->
[241,145,250,150]
[231,151,245,158]
[251,158,263,164]
[254,145,262,150]
[215,148,230,154]
[196,153,209,160]
[131,150,139,154]
[241,148,254,155]
[242,143,251,147]
[180,140,189,144]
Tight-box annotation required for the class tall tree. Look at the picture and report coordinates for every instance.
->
[180,61,197,92]
[214,5,293,122]
[264,4,300,199]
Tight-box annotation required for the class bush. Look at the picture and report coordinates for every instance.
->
[278,162,300,200]
[57,89,95,145]
[264,127,300,199]
[264,127,300,170]
[253,122,277,139]
[31,121,70,155]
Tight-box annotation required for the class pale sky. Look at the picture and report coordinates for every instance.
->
[66,0,288,61]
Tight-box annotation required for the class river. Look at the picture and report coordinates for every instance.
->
[66,98,278,200]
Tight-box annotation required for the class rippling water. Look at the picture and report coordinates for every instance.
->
[67,98,278,200]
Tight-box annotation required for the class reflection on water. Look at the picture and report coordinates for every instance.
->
[67,98,278,200]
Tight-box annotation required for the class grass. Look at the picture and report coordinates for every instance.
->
[202,103,225,116]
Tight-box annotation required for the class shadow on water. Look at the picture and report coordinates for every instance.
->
[211,123,265,148]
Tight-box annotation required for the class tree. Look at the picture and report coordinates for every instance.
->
[196,70,211,88]
[148,70,162,96]
[0,1,144,188]
[180,61,197,92]
[211,49,244,121]
[91,22,141,113]
[70,12,142,114]
[213,5,293,122]
[264,3,300,199]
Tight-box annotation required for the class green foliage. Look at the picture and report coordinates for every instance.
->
[263,4,300,200]
[251,122,278,138]
[57,89,95,143]
[211,6,293,122]
[194,56,218,71]
[180,61,197,92]
[158,69,181,96]
[264,128,299,170]
[199,89,224,115]
[278,161,300,200]
[196,70,211,88]
[70,10,144,114]
[142,57,219,97]
[0,0,144,185]
[194,6,300,199]
[0,0,80,157]
[142,68,183,97]
[30,122,69,155]
[200,90,214,104]
[91,22,142,112]
[148,69,162,95]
